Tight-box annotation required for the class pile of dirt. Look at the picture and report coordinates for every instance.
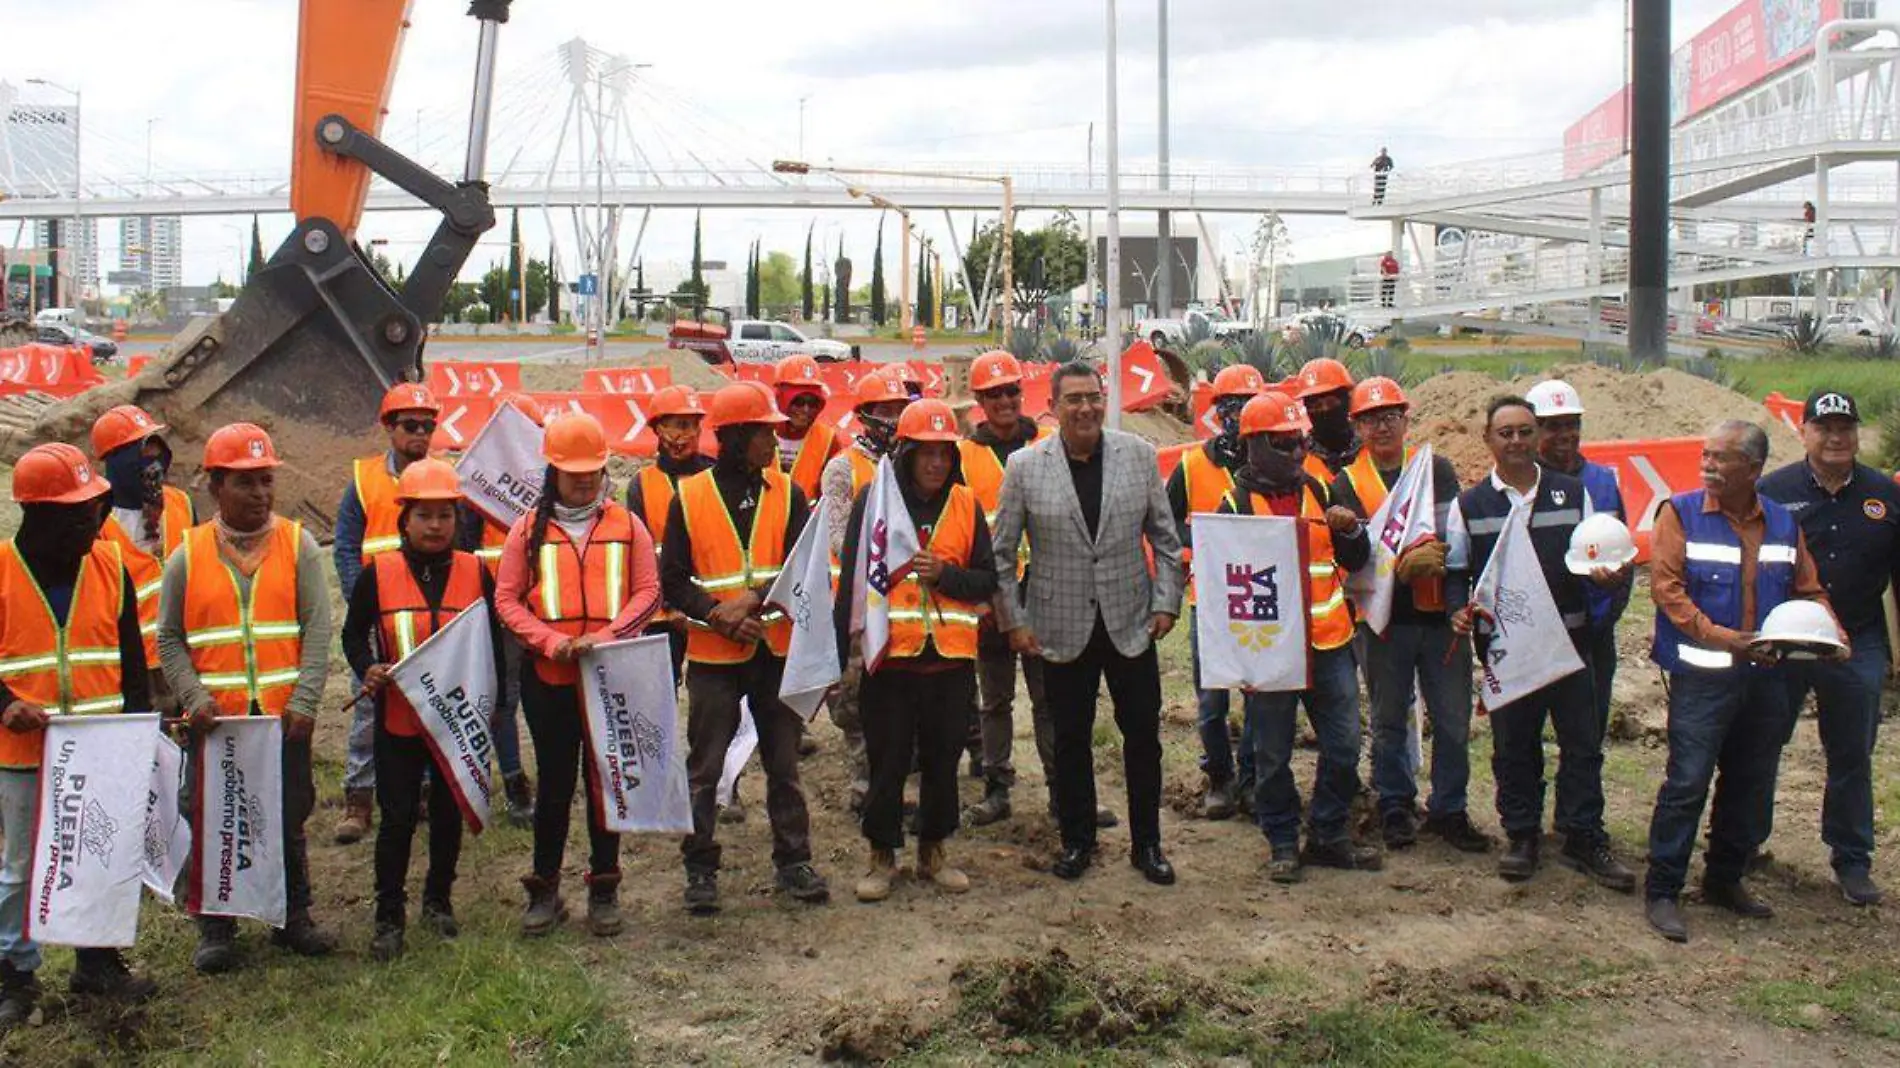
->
[1124,408,1196,448]
[816,1003,930,1063]
[1406,362,1805,484]
[950,947,1228,1050]
[1365,961,1550,1031]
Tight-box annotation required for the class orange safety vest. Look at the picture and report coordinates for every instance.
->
[679,467,793,664]
[1225,485,1356,651]
[959,427,1049,581]
[0,541,128,770]
[181,519,305,717]
[636,464,685,623]
[784,421,837,502]
[525,502,642,685]
[1302,452,1335,484]
[476,518,509,577]
[355,456,403,563]
[98,484,193,667]
[885,484,983,662]
[1342,448,1445,612]
[1179,445,1236,606]
[374,550,485,736]
[848,448,877,495]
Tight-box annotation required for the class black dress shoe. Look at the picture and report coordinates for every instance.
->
[1646,896,1689,943]
[1052,845,1094,881]
[1131,844,1176,886]
[1703,879,1774,918]
[1498,835,1540,882]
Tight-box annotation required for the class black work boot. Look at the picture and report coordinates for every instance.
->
[0,962,39,1033]
[1381,808,1419,849]
[520,873,569,937]
[777,862,831,904]
[1702,878,1775,918]
[684,870,720,916]
[1498,835,1540,882]
[271,910,339,957]
[192,916,241,975]
[1202,776,1239,821]
[503,772,535,829]
[420,898,459,939]
[69,948,158,1002]
[966,783,1013,827]
[370,922,406,963]
[1300,838,1384,871]
[1559,834,1637,893]
[1423,811,1494,853]
[1646,896,1689,943]
[586,870,625,937]
[1268,844,1303,884]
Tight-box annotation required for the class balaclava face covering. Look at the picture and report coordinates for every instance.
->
[17,501,103,575]
[1210,395,1250,468]
[104,441,159,510]
[1310,395,1354,452]
[858,412,900,459]
[1237,434,1302,497]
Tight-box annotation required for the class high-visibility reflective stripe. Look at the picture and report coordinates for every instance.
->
[249,622,301,639]
[1685,542,1743,565]
[1676,644,1734,669]
[1310,590,1347,616]
[475,547,503,561]
[136,579,163,601]
[199,672,253,689]
[1531,509,1582,528]
[605,543,626,618]
[362,536,402,556]
[185,626,246,648]
[1759,545,1799,565]
[1561,611,1587,629]
[692,573,749,591]
[62,648,120,665]
[1465,516,1507,536]
[394,612,419,659]
[138,622,158,637]
[0,654,59,676]
[750,566,783,582]
[253,668,302,688]
[68,695,124,715]
[537,545,562,619]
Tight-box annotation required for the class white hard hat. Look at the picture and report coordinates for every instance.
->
[1751,600,1847,660]
[1526,379,1586,419]
[1564,512,1637,574]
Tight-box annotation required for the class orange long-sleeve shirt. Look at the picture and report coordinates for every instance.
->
[494,508,661,661]
[1649,492,1832,651]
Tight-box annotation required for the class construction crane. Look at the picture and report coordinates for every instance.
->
[16,0,510,528]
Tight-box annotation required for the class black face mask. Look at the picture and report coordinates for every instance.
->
[1241,435,1301,492]
[1310,404,1353,450]
[17,502,104,573]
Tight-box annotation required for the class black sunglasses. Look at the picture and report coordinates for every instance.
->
[977,384,1023,400]
[393,418,438,435]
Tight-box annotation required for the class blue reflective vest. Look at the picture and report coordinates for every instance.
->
[1650,490,1799,673]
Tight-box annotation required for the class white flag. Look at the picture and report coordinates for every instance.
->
[27,715,161,947]
[1344,444,1440,635]
[189,717,285,926]
[719,700,759,807]
[850,455,922,673]
[389,602,500,833]
[1470,504,1585,712]
[577,635,693,834]
[142,732,191,904]
[456,401,546,529]
[1191,514,1312,692]
[766,497,840,721]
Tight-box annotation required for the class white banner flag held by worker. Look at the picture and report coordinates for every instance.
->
[1192,514,1312,692]
[26,714,162,948]
[851,456,922,673]
[1469,504,1584,712]
[766,497,840,721]
[142,732,191,904]
[578,635,693,834]
[456,401,546,529]
[1344,444,1439,635]
[389,602,499,834]
[188,717,285,926]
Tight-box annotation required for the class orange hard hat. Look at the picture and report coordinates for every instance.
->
[379,382,441,422]
[395,457,463,503]
[706,381,789,430]
[774,353,825,390]
[647,385,707,421]
[13,443,109,505]
[543,411,610,473]
[1350,376,1410,417]
[497,391,545,426]
[1239,391,1313,436]
[855,371,911,408]
[1297,358,1355,399]
[90,404,166,459]
[204,423,282,471]
[1211,364,1268,399]
[970,351,1024,391]
[896,399,961,443]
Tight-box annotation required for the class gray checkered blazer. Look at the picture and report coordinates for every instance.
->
[991,428,1185,663]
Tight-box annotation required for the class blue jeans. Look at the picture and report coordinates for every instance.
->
[1367,621,1472,818]
[1783,629,1888,877]
[490,633,526,780]
[1488,636,1602,840]
[1645,668,1792,900]
[1247,646,1361,848]
[1192,608,1254,787]
[344,670,377,792]
[0,769,42,972]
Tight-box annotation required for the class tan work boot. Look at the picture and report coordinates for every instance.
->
[333,789,373,845]
[855,848,897,903]
[917,840,970,894]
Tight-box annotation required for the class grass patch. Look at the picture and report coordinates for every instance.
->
[1724,357,1900,418]
[1738,968,1900,1040]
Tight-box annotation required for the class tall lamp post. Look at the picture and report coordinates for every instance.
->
[1104,0,1124,425]
[28,79,82,310]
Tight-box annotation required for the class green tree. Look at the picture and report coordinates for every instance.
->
[746,240,761,317]
[834,236,851,322]
[961,210,1089,322]
[916,246,934,327]
[546,245,562,322]
[759,250,799,310]
[871,219,887,326]
[480,259,549,321]
[801,225,814,320]
[444,281,481,322]
[246,217,265,282]
[674,212,709,307]
[505,209,524,321]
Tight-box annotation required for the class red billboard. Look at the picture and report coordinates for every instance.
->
[1563,0,1843,177]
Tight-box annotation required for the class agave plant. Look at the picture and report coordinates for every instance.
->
[1235,331,1284,381]
[1869,332,1899,361]
[1183,313,1215,348]
[1673,355,1734,387]
[1183,339,1230,377]
[1588,345,1639,373]
[1042,335,1084,365]
[1346,346,1413,385]
[1780,312,1826,355]
[1004,328,1046,362]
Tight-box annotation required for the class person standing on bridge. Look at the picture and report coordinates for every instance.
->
[1379,251,1400,309]
[1371,147,1394,205]
[333,383,442,846]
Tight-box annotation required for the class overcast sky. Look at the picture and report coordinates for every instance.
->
[6,0,1749,291]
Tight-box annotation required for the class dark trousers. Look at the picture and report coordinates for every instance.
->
[1372,173,1388,204]
[188,731,315,933]
[1589,623,1618,738]
[1783,629,1887,877]
[666,625,689,689]
[1247,646,1361,848]
[975,636,1055,792]
[1367,620,1473,819]
[1380,278,1396,308]
[1191,606,1254,788]
[1645,668,1792,899]
[1489,641,1603,842]
[681,652,813,874]
[521,668,620,879]
[373,719,462,924]
[862,666,974,849]
[1040,619,1164,851]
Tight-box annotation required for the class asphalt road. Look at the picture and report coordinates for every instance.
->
[117,335,961,366]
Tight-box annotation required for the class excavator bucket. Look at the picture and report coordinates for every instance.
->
[8,219,424,533]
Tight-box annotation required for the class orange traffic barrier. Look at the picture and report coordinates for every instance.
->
[430,396,495,452]
[1578,436,1706,563]
[427,361,521,398]
[580,366,673,395]
[1762,391,1804,433]
[126,353,154,376]
[911,324,926,350]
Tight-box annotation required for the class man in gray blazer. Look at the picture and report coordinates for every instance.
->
[991,361,1186,884]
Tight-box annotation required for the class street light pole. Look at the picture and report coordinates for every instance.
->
[1156,0,1172,319]
[1105,0,1124,426]
[1000,176,1014,341]
[30,80,82,309]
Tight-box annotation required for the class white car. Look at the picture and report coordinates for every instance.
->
[1137,308,1251,349]
[1821,313,1883,341]
[724,320,854,364]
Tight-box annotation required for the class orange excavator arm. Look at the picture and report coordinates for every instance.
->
[291,0,415,233]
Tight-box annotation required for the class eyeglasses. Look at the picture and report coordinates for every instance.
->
[1356,409,1406,429]
[1058,391,1106,409]
[977,384,1023,401]
[786,394,826,410]
[394,418,438,435]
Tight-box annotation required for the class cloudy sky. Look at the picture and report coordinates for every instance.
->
[6,0,1749,292]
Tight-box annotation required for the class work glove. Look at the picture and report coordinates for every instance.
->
[1394,539,1447,583]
